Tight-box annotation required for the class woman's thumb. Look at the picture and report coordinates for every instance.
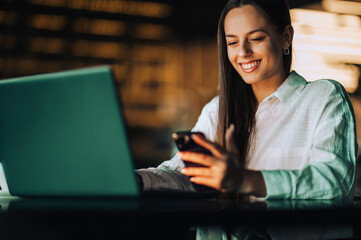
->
[225,124,239,155]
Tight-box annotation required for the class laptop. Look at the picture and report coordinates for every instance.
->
[0,66,140,197]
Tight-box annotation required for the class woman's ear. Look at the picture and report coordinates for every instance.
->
[283,25,294,49]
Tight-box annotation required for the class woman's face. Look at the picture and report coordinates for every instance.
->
[224,4,288,88]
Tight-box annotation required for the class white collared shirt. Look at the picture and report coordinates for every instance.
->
[137,71,357,199]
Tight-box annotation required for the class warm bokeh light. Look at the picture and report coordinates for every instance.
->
[73,18,127,36]
[323,0,361,15]
[30,37,65,54]
[30,0,172,18]
[132,23,172,40]
[0,11,17,25]
[291,7,361,93]
[30,14,66,30]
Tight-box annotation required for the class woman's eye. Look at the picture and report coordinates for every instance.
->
[227,41,237,46]
[250,36,265,42]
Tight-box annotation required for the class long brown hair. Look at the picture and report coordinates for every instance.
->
[216,0,292,164]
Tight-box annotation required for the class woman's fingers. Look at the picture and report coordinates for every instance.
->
[189,176,222,190]
[191,134,223,158]
[178,151,214,167]
[181,166,213,177]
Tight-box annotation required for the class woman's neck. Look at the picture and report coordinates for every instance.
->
[251,72,288,104]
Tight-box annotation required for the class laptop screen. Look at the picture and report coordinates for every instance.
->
[0,66,139,197]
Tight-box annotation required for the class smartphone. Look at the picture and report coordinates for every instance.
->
[172,131,212,168]
[172,131,217,192]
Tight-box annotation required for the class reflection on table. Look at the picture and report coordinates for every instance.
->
[0,195,359,240]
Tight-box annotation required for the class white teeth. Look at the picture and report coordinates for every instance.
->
[242,61,259,69]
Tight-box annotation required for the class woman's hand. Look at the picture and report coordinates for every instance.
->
[179,124,242,191]
[179,124,266,196]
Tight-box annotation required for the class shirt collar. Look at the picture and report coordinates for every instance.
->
[272,71,307,106]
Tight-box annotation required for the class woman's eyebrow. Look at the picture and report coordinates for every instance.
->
[248,28,268,34]
[225,28,268,38]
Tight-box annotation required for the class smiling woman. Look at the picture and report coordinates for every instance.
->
[136,0,357,200]
[224,6,293,91]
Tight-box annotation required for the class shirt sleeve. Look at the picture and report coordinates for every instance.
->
[135,96,219,192]
[261,83,357,200]
[135,154,196,192]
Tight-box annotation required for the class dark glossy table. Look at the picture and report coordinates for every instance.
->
[0,195,360,239]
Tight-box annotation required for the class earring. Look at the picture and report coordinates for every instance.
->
[283,47,290,55]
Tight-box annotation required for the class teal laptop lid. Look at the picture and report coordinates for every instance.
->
[0,66,139,197]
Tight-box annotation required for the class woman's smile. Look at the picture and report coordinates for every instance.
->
[239,60,261,73]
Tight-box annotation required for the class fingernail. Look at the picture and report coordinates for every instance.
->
[181,169,187,174]
[191,134,201,140]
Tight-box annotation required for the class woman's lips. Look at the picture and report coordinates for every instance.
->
[239,60,261,73]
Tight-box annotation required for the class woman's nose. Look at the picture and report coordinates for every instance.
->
[238,41,252,58]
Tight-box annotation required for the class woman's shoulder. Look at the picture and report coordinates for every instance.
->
[306,77,345,93]
[201,95,219,113]
[192,96,219,141]
[303,77,348,100]
[301,76,353,116]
